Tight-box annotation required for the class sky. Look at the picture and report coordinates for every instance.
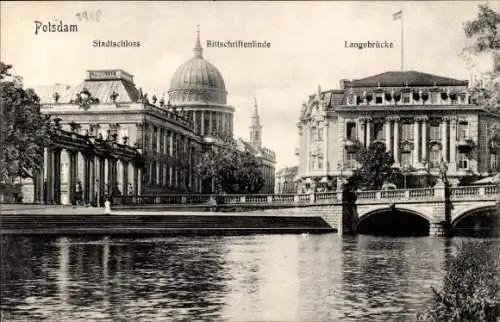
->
[1,1,497,170]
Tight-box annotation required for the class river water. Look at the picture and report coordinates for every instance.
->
[1,233,497,321]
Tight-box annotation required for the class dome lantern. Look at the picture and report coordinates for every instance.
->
[168,26,227,105]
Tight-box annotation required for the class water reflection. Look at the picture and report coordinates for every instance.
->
[1,234,498,321]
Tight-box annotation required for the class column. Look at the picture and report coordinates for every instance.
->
[357,119,365,147]
[413,119,419,166]
[422,117,427,162]
[156,160,161,185]
[88,155,95,205]
[450,118,457,171]
[104,158,109,196]
[323,122,329,173]
[54,149,62,204]
[77,152,85,202]
[117,160,124,195]
[42,148,49,203]
[305,123,310,171]
[60,149,71,205]
[366,120,371,147]
[441,118,447,162]
[209,111,213,135]
[94,156,100,206]
[385,118,392,152]
[137,168,142,195]
[393,118,400,165]
[201,110,205,135]
[127,163,134,196]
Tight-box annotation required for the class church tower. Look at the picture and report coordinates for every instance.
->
[250,97,262,149]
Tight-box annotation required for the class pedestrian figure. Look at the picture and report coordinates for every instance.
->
[104,198,112,215]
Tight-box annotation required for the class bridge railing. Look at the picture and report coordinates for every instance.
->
[450,185,499,200]
[115,184,498,206]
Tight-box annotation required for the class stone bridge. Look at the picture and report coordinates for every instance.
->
[117,183,499,236]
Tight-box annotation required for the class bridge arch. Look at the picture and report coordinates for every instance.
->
[358,205,433,223]
[452,203,499,227]
[357,205,432,236]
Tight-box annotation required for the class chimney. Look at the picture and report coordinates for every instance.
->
[339,79,350,90]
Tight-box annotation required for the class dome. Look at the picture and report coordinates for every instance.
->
[169,57,225,91]
[168,30,227,105]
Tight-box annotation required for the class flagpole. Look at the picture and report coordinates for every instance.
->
[401,9,405,72]
[401,8,404,71]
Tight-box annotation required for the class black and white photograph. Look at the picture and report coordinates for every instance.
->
[1,1,499,321]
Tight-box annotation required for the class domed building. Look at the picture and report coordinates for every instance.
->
[168,30,235,138]
[21,28,276,204]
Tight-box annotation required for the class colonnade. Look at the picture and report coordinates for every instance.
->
[31,147,142,205]
[141,123,201,193]
[190,109,233,137]
[355,116,465,170]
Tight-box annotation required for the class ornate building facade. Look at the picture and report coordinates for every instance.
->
[22,30,276,204]
[296,71,500,193]
[275,166,298,194]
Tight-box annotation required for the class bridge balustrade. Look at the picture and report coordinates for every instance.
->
[449,185,499,200]
[408,188,435,199]
[113,184,498,207]
[380,190,407,199]
[356,191,377,200]
[315,192,338,204]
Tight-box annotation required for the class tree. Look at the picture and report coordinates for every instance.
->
[462,5,500,112]
[345,142,395,191]
[0,62,54,182]
[418,241,500,321]
[196,138,265,194]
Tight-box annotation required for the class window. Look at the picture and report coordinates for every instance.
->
[159,130,164,153]
[345,152,357,169]
[152,126,158,151]
[318,156,323,170]
[429,145,441,168]
[431,92,439,104]
[346,122,356,141]
[151,161,157,184]
[458,152,468,169]
[401,123,413,141]
[144,125,150,150]
[348,95,355,105]
[375,96,383,104]
[403,94,411,104]
[429,124,440,141]
[310,154,317,171]
[373,122,384,141]
[311,127,318,141]
[458,122,468,140]
[490,154,498,171]
[317,128,324,141]
[401,152,412,166]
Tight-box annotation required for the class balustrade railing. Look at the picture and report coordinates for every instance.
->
[113,185,498,207]
[409,188,434,199]
[357,191,377,200]
[380,190,407,199]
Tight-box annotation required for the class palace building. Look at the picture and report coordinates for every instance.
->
[21,30,276,204]
[296,70,500,193]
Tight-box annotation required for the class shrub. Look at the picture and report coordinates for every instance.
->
[417,241,500,321]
